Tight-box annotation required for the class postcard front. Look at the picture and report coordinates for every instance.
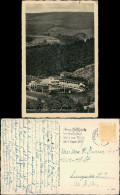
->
[1,119,119,194]
[22,1,98,118]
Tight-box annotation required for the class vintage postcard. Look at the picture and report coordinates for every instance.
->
[22,1,98,118]
[1,119,119,194]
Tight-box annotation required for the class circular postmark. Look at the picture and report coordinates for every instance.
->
[92,128,109,146]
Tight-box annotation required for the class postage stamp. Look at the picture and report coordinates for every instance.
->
[92,122,117,146]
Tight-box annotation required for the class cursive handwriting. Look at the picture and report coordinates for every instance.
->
[61,155,91,163]
[70,171,115,179]
[1,119,60,194]
[61,146,104,155]
[71,171,115,188]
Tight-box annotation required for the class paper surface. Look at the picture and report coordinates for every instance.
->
[1,119,119,194]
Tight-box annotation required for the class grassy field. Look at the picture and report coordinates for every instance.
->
[26,35,61,46]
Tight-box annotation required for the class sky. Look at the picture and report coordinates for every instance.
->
[24,1,94,13]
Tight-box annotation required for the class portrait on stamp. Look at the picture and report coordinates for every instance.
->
[22,1,98,118]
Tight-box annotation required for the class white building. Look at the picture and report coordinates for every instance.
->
[48,76,60,85]
[60,72,67,78]
[29,81,37,90]
[79,83,85,88]
[59,81,85,92]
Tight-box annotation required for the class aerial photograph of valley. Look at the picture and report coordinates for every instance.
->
[25,2,96,113]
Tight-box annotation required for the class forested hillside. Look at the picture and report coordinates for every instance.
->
[71,64,94,83]
[26,38,94,76]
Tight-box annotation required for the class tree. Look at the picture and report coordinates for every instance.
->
[26,37,94,77]
[26,100,31,109]
[29,101,37,110]
[43,39,47,44]
[49,90,58,96]
[87,96,91,105]
[46,97,61,111]
[37,98,43,110]
[61,104,71,110]
[76,102,84,112]
[26,36,34,43]
[52,100,61,110]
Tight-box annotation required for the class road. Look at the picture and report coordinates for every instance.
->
[26,95,38,101]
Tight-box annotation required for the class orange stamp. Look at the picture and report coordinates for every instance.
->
[99,122,117,143]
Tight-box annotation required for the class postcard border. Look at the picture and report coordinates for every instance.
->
[22,1,98,118]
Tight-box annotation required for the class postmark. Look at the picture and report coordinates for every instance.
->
[63,127,86,147]
[92,128,109,146]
